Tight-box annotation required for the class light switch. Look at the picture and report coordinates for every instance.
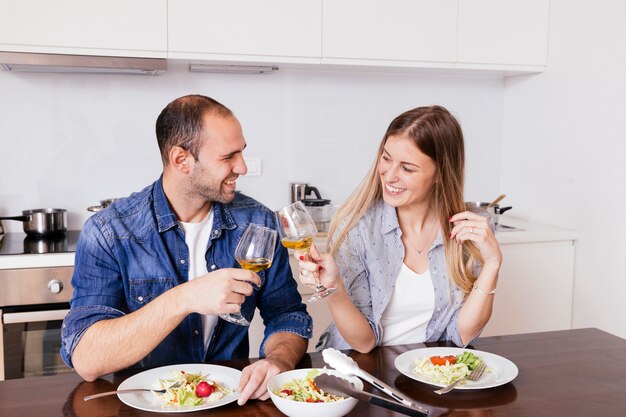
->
[244,157,262,176]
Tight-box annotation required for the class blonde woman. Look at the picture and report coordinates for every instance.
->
[295,105,502,353]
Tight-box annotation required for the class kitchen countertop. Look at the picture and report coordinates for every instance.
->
[495,217,577,244]
[0,219,576,270]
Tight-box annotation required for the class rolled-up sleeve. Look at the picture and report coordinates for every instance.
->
[60,217,126,368]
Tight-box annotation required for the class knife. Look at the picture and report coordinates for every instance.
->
[314,374,429,417]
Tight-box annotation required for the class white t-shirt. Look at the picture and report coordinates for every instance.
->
[178,211,218,351]
[380,263,435,346]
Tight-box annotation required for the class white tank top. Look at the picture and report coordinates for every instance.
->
[179,211,218,351]
[380,263,435,345]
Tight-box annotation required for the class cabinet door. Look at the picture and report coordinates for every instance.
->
[168,0,322,59]
[323,0,457,63]
[0,0,167,57]
[457,0,549,66]
[481,241,575,337]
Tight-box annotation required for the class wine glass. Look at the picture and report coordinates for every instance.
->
[219,223,277,326]
[275,201,337,302]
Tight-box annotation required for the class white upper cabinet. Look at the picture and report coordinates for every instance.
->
[167,0,322,63]
[457,0,550,67]
[0,0,550,73]
[323,0,457,64]
[0,0,167,57]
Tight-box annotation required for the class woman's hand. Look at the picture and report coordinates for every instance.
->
[294,244,344,292]
[449,211,502,268]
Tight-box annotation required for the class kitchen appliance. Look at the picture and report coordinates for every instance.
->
[289,183,332,233]
[0,208,67,236]
[0,266,74,380]
[465,201,512,227]
[0,231,79,256]
[0,231,79,380]
[0,51,166,75]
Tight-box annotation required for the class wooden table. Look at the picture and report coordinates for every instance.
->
[1,328,625,417]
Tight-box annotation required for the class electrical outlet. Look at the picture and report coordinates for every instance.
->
[244,157,262,176]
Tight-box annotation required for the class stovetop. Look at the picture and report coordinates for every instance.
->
[0,230,80,255]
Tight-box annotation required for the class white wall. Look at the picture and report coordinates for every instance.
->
[0,63,504,232]
[502,0,626,338]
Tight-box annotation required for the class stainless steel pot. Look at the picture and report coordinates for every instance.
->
[87,198,119,212]
[465,202,512,226]
[0,208,67,236]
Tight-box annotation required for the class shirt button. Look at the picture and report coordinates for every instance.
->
[213,230,218,235]
[194,330,200,336]
[138,296,144,302]
[180,259,185,264]
[210,264,216,270]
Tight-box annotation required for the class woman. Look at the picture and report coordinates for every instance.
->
[296,105,502,353]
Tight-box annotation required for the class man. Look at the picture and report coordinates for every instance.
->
[61,95,312,405]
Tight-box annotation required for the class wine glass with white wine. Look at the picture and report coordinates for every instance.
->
[219,223,277,326]
[275,201,337,302]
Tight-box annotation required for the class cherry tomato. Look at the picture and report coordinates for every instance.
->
[429,355,456,366]
[195,381,214,397]
[280,389,293,396]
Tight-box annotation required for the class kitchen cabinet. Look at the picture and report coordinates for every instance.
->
[322,0,457,64]
[167,0,322,63]
[0,0,550,74]
[0,0,167,58]
[322,0,549,72]
[457,0,550,67]
[481,219,576,337]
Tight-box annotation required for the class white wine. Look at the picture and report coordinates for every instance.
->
[280,236,313,251]
[237,257,272,272]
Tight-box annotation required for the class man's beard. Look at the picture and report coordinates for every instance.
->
[189,170,235,204]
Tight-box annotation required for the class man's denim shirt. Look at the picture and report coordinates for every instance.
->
[61,177,312,369]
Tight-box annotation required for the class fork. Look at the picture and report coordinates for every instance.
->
[434,361,487,395]
[83,381,183,401]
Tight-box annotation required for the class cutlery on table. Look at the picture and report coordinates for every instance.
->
[83,381,183,401]
[322,348,427,413]
[314,374,429,417]
[434,361,487,395]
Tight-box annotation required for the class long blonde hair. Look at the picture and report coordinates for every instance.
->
[327,105,482,294]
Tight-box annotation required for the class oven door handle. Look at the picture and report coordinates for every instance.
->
[2,309,69,324]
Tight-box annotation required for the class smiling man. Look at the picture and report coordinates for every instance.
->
[61,95,312,405]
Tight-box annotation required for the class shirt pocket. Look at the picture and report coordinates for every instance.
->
[128,277,174,308]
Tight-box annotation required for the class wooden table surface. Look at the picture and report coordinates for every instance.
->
[1,328,625,417]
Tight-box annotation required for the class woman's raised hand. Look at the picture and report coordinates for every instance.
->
[294,243,343,292]
[448,211,502,268]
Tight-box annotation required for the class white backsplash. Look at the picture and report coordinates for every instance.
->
[0,63,504,232]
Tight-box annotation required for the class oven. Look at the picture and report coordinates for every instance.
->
[0,231,79,380]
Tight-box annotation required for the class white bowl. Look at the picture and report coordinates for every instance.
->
[267,368,363,417]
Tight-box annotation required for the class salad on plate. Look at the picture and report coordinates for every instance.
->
[414,351,485,386]
[152,370,232,407]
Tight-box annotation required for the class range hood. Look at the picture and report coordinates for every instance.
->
[0,51,166,75]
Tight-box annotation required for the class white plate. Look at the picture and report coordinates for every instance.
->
[394,347,518,390]
[117,364,241,413]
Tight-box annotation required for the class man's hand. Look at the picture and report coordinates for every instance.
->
[185,268,261,316]
[237,356,290,405]
[236,332,308,405]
